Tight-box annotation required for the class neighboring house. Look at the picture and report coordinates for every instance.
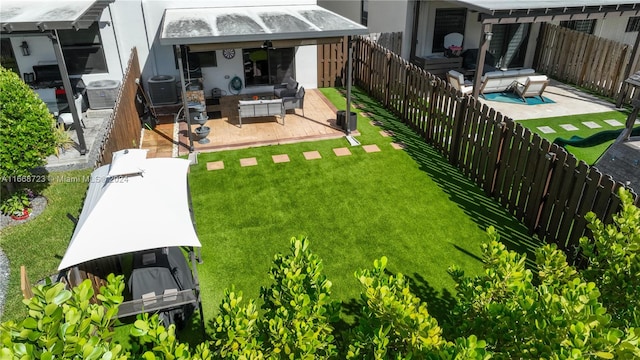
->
[322,0,639,70]
[0,0,367,106]
[318,0,414,58]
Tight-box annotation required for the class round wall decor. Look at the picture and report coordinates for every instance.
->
[223,49,235,59]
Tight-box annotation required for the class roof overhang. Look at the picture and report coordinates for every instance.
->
[446,0,640,24]
[58,150,201,270]
[159,5,368,46]
[0,0,113,33]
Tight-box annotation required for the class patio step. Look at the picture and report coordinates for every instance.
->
[86,108,113,119]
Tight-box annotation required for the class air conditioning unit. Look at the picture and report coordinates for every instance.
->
[86,80,120,109]
[148,75,178,106]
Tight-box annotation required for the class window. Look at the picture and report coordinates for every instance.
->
[0,38,19,74]
[243,48,295,87]
[626,17,640,32]
[559,19,596,34]
[361,0,368,27]
[58,23,107,74]
[432,8,466,53]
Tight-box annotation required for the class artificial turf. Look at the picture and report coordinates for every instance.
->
[187,87,540,325]
[515,110,630,165]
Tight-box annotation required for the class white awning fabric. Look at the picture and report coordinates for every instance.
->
[58,149,201,270]
[159,4,368,46]
[0,0,113,33]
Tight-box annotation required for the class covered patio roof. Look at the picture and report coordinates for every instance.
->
[0,0,113,32]
[159,5,368,46]
[448,0,640,24]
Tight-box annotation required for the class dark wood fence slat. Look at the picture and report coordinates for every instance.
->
[338,36,638,259]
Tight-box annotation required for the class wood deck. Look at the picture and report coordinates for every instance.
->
[142,89,348,157]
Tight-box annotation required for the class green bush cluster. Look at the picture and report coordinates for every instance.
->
[0,66,56,186]
[2,190,638,359]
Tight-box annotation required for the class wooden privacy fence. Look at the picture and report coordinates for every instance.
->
[534,23,640,105]
[94,47,143,167]
[352,37,638,260]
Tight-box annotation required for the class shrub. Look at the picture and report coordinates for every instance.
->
[580,188,640,328]
[0,66,56,192]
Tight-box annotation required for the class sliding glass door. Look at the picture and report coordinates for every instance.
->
[243,48,295,87]
[489,23,530,69]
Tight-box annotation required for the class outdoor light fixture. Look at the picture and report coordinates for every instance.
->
[484,32,493,42]
[261,40,274,49]
[20,41,30,56]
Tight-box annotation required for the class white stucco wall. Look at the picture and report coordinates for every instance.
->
[317,1,360,24]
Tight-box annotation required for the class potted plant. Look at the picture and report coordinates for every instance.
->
[1,189,31,220]
[52,123,74,157]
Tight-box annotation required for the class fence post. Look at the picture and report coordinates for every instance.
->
[384,52,392,107]
[449,94,467,166]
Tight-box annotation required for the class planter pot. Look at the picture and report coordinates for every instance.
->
[10,208,30,221]
[194,126,211,144]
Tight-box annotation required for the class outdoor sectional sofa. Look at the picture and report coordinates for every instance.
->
[478,68,536,97]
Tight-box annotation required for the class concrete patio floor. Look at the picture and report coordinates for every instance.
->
[478,79,619,121]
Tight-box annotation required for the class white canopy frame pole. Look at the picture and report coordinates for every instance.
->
[175,45,194,152]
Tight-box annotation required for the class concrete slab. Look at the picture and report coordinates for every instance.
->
[363,144,381,153]
[604,119,623,127]
[537,126,556,134]
[560,124,579,131]
[272,154,290,163]
[240,157,258,167]
[303,151,322,160]
[479,79,617,120]
[583,121,602,129]
[333,147,351,156]
[206,161,224,170]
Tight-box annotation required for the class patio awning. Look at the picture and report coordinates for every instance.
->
[58,149,201,270]
[159,5,368,46]
[447,0,640,23]
[0,0,114,33]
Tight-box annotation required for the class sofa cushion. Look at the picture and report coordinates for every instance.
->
[286,77,298,90]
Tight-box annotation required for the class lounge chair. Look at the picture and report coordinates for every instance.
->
[514,75,549,102]
[447,70,473,95]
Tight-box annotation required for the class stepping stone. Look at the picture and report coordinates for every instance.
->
[370,120,384,126]
[206,161,224,171]
[240,157,258,167]
[379,130,394,137]
[360,112,372,118]
[537,126,555,134]
[560,124,579,131]
[604,119,623,127]
[363,144,381,153]
[303,151,322,160]
[272,154,290,163]
[583,121,601,129]
[333,147,352,157]
[391,142,407,150]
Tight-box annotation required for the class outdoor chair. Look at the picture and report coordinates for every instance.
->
[447,70,473,95]
[283,86,305,117]
[273,76,298,98]
[514,75,549,102]
[58,93,87,129]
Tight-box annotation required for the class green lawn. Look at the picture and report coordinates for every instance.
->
[188,87,540,325]
[515,110,630,165]
[1,88,540,338]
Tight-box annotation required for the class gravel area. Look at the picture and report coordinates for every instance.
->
[0,196,47,318]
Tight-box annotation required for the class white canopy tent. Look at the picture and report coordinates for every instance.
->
[58,149,201,270]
